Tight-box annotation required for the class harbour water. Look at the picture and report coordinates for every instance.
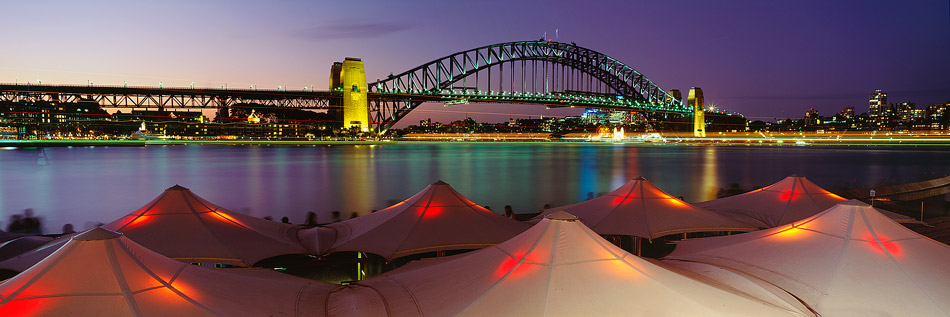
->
[2,143,949,233]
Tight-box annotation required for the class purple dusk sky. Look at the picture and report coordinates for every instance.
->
[1,0,947,124]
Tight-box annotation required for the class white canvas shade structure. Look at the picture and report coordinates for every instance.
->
[328,211,813,316]
[696,174,917,228]
[323,180,531,260]
[532,177,759,239]
[0,228,336,316]
[0,234,76,272]
[102,185,309,267]
[664,200,950,316]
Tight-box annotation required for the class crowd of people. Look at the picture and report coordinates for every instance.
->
[6,209,43,234]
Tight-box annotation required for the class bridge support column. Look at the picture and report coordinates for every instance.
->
[689,87,705,137]
[332,58,370,133]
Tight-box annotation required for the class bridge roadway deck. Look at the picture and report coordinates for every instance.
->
[0,84,637,110]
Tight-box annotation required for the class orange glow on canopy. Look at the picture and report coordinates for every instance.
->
[664,198,689,207]
[771,226,807,240]
[210,211,244,227]
[168,280,200,302]
[604,259,639,279]
[124,215,152,228]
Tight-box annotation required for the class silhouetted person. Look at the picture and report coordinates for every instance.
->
[587,192,595,200]
[281,216,290,224]
[349,212,359,219]
[504,205,514,219]
[331,211,342,223]
[7,215,25,233]
[304,211,318,227]
[62,223,76,234]
[23,209,41,234]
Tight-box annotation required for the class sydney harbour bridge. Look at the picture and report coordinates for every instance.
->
[0,40,707,135]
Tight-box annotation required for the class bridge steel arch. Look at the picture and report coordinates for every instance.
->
[368,40,687,130]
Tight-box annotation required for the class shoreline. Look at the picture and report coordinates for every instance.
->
[5,137,950,147]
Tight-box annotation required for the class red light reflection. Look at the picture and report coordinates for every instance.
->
[422,206,443,218]
[862,233,902,258]
[779,190,800,201]
[0,298,48,315]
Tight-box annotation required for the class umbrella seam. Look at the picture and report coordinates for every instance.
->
[179,190,250,266]
[539,221,562,316]
[105,239,142,316]
[115,238,217,315]
[389,189,439,260]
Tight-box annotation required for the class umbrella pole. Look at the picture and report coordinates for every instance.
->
[357,252,363,281]
[635,237,642,257]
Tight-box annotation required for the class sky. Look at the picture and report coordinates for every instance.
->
[1,0,948,125]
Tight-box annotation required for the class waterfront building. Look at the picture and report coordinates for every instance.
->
[868,90,887,127]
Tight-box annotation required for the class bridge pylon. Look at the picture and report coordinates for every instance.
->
[330,58,370,132]
[688,87,706,137]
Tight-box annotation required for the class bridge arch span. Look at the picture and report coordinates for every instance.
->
[368,41,686,129]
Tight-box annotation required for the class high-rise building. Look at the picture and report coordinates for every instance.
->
[869,90,887,117]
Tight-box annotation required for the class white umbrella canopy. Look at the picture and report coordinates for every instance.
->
[331,211,812,316]
[696,175,852,227]
[0,233,75,272]
[102,185,309,267]
[665,200,950,316]
[325,180,530,260]
[532,177,760,238]
[0,228,336,316]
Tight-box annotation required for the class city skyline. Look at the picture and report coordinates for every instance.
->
[1,0,948,124]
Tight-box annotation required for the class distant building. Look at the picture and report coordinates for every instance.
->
[805,108,820,126]
[928,102,949,129]
[839,106,854,119]
[895,102,916,122]
[869,90,887,119]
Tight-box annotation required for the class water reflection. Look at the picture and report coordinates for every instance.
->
[700,146,719,201]
[1,144,949,231]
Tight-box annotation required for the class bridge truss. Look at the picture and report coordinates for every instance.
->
[368,40,688,130]
[0,84,335,109]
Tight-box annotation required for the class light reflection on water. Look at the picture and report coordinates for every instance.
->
[1,144,949,233]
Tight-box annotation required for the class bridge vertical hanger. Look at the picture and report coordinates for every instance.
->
[689,87,706,137]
